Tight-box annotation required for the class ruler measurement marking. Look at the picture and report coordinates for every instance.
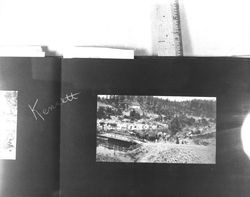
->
[154,0,183,56]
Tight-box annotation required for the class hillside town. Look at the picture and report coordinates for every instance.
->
[96,95,216,163]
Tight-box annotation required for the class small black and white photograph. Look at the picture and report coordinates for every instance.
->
[96,95,216,164]
[0,91,18,160]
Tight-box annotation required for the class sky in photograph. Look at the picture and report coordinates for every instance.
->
[98,95,216,102]
[153,96,216,102]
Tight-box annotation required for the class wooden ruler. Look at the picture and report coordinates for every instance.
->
[153,0,183,56]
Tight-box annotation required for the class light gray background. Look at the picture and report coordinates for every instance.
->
[0,0,249,56]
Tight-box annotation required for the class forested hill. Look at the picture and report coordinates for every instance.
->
[97,95,216,119]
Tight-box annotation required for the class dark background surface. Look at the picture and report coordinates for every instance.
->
[0,57,61,197]
[60,57,250,197]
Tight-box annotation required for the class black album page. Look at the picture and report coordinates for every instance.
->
[60,57,250,197]
[0,57,61,197]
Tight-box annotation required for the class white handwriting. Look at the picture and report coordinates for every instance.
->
[28,92,80,121]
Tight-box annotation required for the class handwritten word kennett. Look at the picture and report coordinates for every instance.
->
[28,92,80,121]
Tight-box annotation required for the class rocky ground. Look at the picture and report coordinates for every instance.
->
[96,140,216,164]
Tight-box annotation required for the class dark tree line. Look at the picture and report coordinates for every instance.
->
[98,95,216,118]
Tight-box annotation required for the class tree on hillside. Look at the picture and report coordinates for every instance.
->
[97,107,106,119]
[170,116,182,136]
[130,109,140,120]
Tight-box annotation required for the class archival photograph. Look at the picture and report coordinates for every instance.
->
[0,91,18,160]
[96,95,216,164]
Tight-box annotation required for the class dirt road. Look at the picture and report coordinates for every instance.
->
[131,142,215,163]
[96,142,216,164]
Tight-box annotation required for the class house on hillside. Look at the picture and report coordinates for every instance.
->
[97,102,116,110]
[129,102,143,115]
[122,101,144,117]
[129,102,141,110]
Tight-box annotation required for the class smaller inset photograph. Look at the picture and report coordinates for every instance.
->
[96,95,216,164]
[0,91,18,160]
